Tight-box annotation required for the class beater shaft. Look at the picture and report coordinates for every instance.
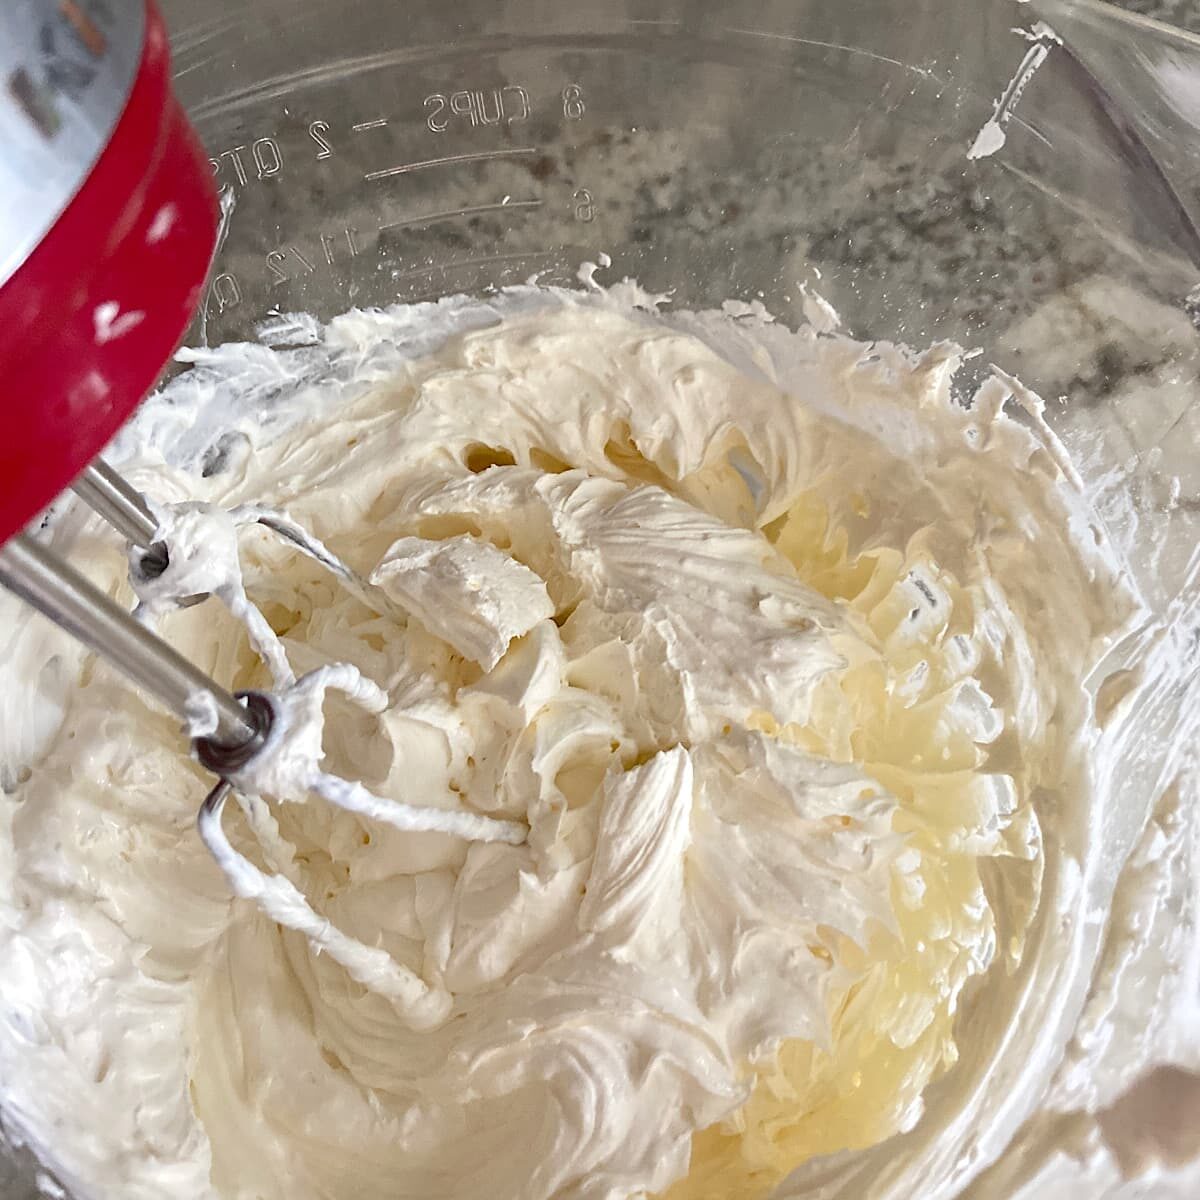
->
[0,533,254,749]
[72,460,160,548]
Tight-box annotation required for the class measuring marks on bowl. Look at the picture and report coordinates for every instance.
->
[379,196,544,244]
[364,145,541,184]
[202,77,602,330]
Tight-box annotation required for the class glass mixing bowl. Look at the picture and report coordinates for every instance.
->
[4,0,1199,1196]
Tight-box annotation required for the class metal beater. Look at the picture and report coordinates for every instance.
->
[1,2,523,1018]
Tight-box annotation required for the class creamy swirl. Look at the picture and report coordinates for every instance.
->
[0,298,1140,1200]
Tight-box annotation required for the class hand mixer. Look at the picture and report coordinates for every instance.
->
[0,0,523,1025]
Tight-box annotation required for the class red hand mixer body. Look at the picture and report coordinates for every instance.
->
[0,0,218,545]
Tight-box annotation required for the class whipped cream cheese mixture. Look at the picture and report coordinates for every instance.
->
[0,284,1193,1200]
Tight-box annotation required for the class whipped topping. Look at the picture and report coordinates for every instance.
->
[0,288,1194,1200]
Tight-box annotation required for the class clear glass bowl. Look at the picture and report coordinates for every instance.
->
[167,0,1200,597]
[5,1,1199,1196]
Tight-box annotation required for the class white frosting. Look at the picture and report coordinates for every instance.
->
[371,535,553,671]
[0,288,1196,1200]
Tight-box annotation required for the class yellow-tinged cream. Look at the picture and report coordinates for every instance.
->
[669,501,1037,1199]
